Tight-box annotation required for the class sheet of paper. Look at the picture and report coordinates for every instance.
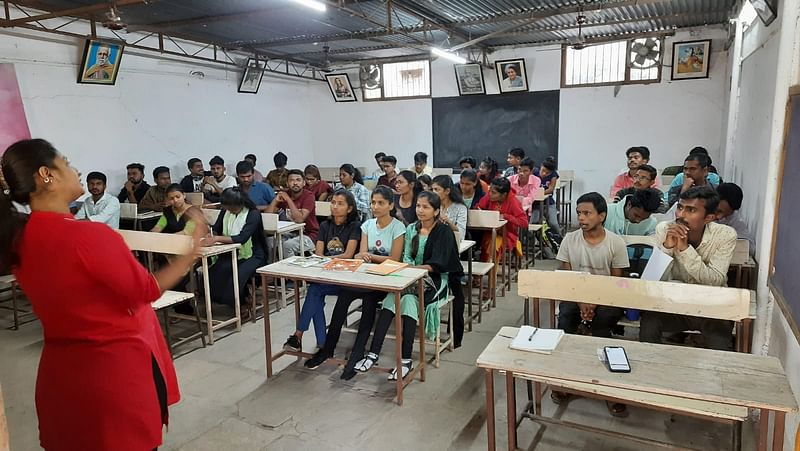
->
[640,247,673,281]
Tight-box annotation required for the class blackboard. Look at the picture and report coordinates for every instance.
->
[770,92,800,341]
[432,90,560,169]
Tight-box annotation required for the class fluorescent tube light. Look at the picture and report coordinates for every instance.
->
[292,0,326,12]
[431,47,467,64]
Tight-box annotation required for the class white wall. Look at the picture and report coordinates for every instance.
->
[722,0,800,446]
[314,29,729,199]
[0,29,322,190]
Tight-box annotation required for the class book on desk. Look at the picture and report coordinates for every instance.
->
[322,258,363,272]
[365,259,408,275]
[288,255,330,268]
[509,325,564,354]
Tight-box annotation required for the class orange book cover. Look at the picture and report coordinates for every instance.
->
[365,259,409,275]
[322,258,363,272]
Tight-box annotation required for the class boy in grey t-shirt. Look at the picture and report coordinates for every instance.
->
[556,192,630,337]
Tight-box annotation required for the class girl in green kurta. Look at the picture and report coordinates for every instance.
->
[352,191,462,381]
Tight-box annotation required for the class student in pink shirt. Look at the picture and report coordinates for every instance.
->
[610,146,660,197]
[508,158,541,215]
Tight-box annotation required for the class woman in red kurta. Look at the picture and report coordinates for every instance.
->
[476,177,528,262]
[0,139,204,451]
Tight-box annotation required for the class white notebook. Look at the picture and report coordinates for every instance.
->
[509,326,565,354]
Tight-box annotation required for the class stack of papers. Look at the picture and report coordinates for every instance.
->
[509,326,565,354]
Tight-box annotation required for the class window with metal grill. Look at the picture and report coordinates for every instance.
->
[562,38,662,88]
[362,59,431,101]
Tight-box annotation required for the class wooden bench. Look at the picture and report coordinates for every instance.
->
[515,270,757,448]
[463,261,494,327]
[118,230,227,348]
[152,290,206,355]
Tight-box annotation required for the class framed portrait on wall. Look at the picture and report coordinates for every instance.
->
[239,58,266,94]
[671,40,711,80]
[750,0,778,26]
[454,63,485,95]
[77,39,124,85]
[325,73,357,102]
[494,58,528,93]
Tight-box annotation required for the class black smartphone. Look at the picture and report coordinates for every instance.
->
[603,346,631,373]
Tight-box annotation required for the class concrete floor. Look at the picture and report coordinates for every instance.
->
[1,260,756,450]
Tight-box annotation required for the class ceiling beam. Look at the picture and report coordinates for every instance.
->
[389,0,482,48]
[2,0,152,27]
[126,9,272,33]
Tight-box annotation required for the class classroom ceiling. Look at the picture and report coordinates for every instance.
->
[6,0,739,67]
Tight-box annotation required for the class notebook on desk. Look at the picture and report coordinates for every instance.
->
[365,259,408,275]
[509,326,564,354]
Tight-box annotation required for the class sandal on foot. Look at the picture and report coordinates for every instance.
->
[550,390,571,405]
[606,401,628,418]
[354,353,378,373]
[388,359,413,381]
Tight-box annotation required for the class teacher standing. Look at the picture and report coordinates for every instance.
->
[0,139,205,451]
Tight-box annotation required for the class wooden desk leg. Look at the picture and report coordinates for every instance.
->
[506,371,517,451]
[231,250,241,331]
[468,250,474,332]
[262,274,273,378]
[201,256,215,345]
[276,232,287,310]
[394,291,404,406]
[773,411,785,451]
[758,408,770,451]
[534,381,542,415]
[550,299,556,329]
[418,279,426,382]
[294,279,302,361]
[533,297,540,328]
[523,297,530,325]
[500,225,507,300]
[743,319,753,354]
[490,228,497,306]
[485,369,496,451]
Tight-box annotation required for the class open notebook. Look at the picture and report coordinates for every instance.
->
[509,326,565,354]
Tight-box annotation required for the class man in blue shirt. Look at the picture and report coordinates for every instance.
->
[236,160,275,211]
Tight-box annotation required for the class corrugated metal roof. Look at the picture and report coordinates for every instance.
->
[11,0,736,64]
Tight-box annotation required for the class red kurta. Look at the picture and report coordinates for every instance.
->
[476,194,528,261]
[13,211,179,451]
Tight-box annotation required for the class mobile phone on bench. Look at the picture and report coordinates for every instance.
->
[603,346,631,373]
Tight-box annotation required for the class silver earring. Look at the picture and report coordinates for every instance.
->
[44,177,52,183]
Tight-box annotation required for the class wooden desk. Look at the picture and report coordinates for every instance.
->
[467,215,508,302]
[256,259,427,406]
[262,218,306,310]
[621,234,657,246]
[117,230,242,345]
[478,327,797,451]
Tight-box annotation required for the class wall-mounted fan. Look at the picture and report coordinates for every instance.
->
[629,38,661,69]
[360,64,381,90]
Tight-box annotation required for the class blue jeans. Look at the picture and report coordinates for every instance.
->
[298,283,339,347]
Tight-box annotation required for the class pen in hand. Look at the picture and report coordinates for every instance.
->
[528,327,538,341]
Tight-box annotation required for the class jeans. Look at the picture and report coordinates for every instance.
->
[640,312,733,351]
[324,289,384,357]
[557,301,623,338]
[531,202,560,236]
[297,283,339,347]
[282,234,315,258]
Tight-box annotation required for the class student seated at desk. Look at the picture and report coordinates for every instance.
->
[612,164,667,213]
[243,153,264,183]
[266,151,289,191]
[283,190,361,357]
[667,147,721,192]
[266,169,318,257]
[150,184,199,235]
[432,175,468,348]
[410,151,433,177]
[139,166,171,212]
[460,157,490,194]
[715,182,755,253]
[508,158,541,215]
[394,170,420,225]
[236,160,275,211]
[640,186,737,351]
[337,164,371,220]
[371,151,386,180]
[476,177,528,263]
[75,171,120,229]
[502,147,525,178]
[417,174,432,192]
[179,158,206,193]
[459,169,486,209]
[303,164,332,201]
[203,156,237,203]
[609,146,660,198]
[311,186,406,376]
[555,192,630,415]
[478,157,500,186]
[351,192,461,381]
[667,153,716,208]
[207,188,268,318]
[117,162,150,204]
[531,157,561,238]
[604,188,661,236]
[377,155,399,191]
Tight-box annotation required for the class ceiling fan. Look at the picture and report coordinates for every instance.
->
[568,14,588,50]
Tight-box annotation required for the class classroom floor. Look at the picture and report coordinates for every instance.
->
[1,259,758,450]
